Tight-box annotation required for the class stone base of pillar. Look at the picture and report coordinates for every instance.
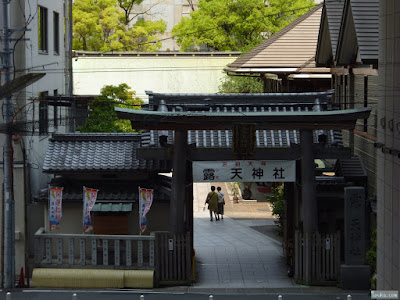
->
[340,264,371,290]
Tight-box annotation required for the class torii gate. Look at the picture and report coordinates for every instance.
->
[116,98,371,284]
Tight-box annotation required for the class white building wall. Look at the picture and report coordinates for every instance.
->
[377,0,400,289]
[21,0,68,197]
[73,52,240,100]
[1,0,69,282]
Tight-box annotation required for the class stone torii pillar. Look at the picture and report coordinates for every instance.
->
[170,130,187,234]
[300,129,318,284]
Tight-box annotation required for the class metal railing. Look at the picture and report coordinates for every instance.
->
[34,228,155,269]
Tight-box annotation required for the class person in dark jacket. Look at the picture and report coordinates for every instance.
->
[217,186,225,220]
[205,186,219,221]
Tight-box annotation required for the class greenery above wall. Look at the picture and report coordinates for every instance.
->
[77,83,143,133]
[172,0,316,52]
[73,0,166,51]
[218,75,263,93]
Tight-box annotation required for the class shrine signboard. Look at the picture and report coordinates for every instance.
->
[193,160,296,182]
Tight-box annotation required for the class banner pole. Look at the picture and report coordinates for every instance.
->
[138,186,141,236]
[82,186,85,234]
[48,185,50,231]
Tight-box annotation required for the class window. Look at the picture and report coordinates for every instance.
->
[38,6,48,53]
[344,75,348,109]
[364,76,368,132]
[53,89,58,129]
[53,12,59,54]
[39,91,49,135]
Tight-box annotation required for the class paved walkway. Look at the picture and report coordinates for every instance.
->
[191,183,299,290]
[193,209,295,289]
[158,182,370,296]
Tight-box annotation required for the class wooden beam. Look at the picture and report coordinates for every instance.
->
[116,107,371,131]
[136,146,352,161]
[352,67,378,76]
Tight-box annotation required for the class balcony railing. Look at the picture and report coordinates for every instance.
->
[34,228,155,269]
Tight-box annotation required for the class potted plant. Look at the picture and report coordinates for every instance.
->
[231,182,240,203]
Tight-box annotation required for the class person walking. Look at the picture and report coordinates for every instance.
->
[205,185,219,221]
[217,186,225,220]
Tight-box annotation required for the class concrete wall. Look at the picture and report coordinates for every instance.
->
[72,52,240,101]
[377,0,400,289]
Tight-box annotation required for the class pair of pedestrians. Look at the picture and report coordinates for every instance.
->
[205,186,225,221]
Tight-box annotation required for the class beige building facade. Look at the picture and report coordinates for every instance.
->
[130,0,198,51]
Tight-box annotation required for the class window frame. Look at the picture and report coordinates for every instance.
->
[53,11,60,55]
[38,6,49,53]
[363,76,368,133]
[53,89,59,130]
[39,91,49,136]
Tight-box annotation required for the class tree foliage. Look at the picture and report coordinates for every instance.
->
[73,0,167,51]
[77,84,143,133]
[172,0,316,52]
[266,185,285,235]
[218,75,263,93]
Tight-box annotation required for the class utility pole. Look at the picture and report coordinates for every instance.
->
[2,0,16,288]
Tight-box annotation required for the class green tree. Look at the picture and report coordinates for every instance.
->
[266,185,285,235]
[73,0,166,51]
[218,75,263,93]
[77,84,143,133]
[172,0,315,52]
[117,0,145,25]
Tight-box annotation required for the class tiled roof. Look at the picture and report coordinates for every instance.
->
[325,0,345,61]
[43,133,170,173]
[91,203,133,212]
[336,0,379,64]
[145,90,344,148]
[225,4,329,73]
[350,0,379,61]
[316,0,345,66]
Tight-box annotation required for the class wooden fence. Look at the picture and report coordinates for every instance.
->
[294,231,341,284]
[154,231,192,286]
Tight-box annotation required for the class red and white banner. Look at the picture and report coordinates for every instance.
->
[83,187,98,231]
[139,187,153,234]
[49,187,63,231]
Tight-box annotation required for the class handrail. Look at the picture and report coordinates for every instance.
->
[34,228,154,240]
[34,227,155,268]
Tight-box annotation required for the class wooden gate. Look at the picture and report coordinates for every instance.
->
[295,231,341,284]
[153,231,192,286]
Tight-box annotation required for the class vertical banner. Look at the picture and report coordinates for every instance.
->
[49,186,63,231]
[139,187,154,234]
[83,186,99,232]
